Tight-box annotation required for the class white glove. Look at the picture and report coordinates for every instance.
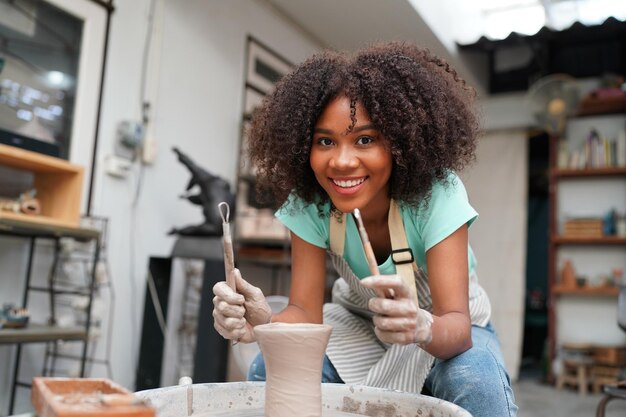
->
[361,274,433,346]
[212,268,272,343]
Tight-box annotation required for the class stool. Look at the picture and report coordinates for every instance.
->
[557,342,594,396]
[556,359,593,396]
[596,381,626,417]
[591,365,621,394]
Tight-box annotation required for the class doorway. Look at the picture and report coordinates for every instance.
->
[520,130,550,379]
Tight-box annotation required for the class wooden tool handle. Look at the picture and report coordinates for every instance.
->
[218,202,236,290]
[353,209,394,299]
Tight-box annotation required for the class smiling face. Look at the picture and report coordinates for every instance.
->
[310,95,393,219]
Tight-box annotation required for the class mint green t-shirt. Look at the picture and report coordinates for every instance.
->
[276,173,478,279]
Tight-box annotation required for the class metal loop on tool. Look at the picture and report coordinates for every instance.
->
[218,202,230,223]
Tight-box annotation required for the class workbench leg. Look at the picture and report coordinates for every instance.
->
[8,344,23,414]
[47,238,61,325]
[80,238,101,377]
[9,237,36,414]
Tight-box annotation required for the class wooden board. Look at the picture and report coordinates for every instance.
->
[32,378,155,417]
[0,144,83,227]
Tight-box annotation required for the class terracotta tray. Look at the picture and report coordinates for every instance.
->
[32,377,155,417]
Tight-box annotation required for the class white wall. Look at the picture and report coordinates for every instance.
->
[6,1,617,408]
[0,5,532,411]
[88,0,320,392]
[481,93,535,131]
[1,1,320,411]
[461,129,528,381]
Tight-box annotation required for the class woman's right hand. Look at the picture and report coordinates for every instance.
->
[361,274,433,346]
[212,268,272,343]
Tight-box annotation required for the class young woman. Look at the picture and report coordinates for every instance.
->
[212,41,518,417]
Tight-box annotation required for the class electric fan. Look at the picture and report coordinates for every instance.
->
[526,74,581,135]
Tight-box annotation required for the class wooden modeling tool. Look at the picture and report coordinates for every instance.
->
[353,208,394,299]
[218,202,239,345]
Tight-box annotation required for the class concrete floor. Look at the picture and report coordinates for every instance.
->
[514,377,626,417]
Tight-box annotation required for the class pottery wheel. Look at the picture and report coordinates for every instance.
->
[194,409,367,416]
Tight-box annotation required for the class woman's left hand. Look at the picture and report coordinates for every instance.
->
[361,274,433,346]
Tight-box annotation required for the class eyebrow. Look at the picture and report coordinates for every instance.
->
[353,124,376,132]
[313,124,377,134]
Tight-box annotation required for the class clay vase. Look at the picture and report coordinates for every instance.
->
[560,259,577,289]
[253,323,332,417]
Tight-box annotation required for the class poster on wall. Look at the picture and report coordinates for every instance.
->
[245,37,293,95]
[236,37,293,245]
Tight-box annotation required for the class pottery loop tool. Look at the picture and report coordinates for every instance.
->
[218,202,240,345]
[218,202,236,291]
[353,208,395,299]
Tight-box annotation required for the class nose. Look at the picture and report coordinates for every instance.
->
[329,145,359,170]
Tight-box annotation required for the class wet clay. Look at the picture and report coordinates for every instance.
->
[196,409,366,417]
[253,323,332,417]
[136,380,471,417]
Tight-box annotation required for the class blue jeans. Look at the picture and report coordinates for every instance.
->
[424,322,518,417]
[248,322,518,417]
[248,352,343,383]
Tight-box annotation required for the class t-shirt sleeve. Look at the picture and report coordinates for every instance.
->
[419,173,478,251]
[275,196,329,249]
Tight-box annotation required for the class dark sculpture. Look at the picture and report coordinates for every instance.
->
[168,147,236,236]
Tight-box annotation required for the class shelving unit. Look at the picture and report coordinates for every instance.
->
[552,286,619,296]
[552,167,626,177]
[552,236,626,245]
[0,218,101,415]
[0,144,83,228]
[0,144,100,415]
[0,324,87,344]
[547,104,626,380]
[0,218,100,415]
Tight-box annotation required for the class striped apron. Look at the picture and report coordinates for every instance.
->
[322,202,491,393]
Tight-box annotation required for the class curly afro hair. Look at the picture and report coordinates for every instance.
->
[247,41,480,210]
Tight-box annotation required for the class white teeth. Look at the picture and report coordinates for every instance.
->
[333,178,365,188]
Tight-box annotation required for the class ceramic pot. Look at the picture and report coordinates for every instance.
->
[254,323,332,417]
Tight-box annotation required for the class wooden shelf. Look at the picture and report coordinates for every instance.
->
[0,211,79,230]
[0,144,84,228]
[552,285,619,296]
[551,235,626,245]
[547,109,626,382]
[0,216,99,240]
[0,323,86,344]
[574,95,626,117]
[552,167,626,177]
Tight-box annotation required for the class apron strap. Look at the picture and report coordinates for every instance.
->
[329,211,347,255]
[329,201,420,307]
[388,200,419,306]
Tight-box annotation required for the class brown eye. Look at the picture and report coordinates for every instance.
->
[316,137,333,146]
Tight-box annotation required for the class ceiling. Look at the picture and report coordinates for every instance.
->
[263,0,626,95]
[458,17,626,93]
[261,0,485,93]
[264,0,440,51]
